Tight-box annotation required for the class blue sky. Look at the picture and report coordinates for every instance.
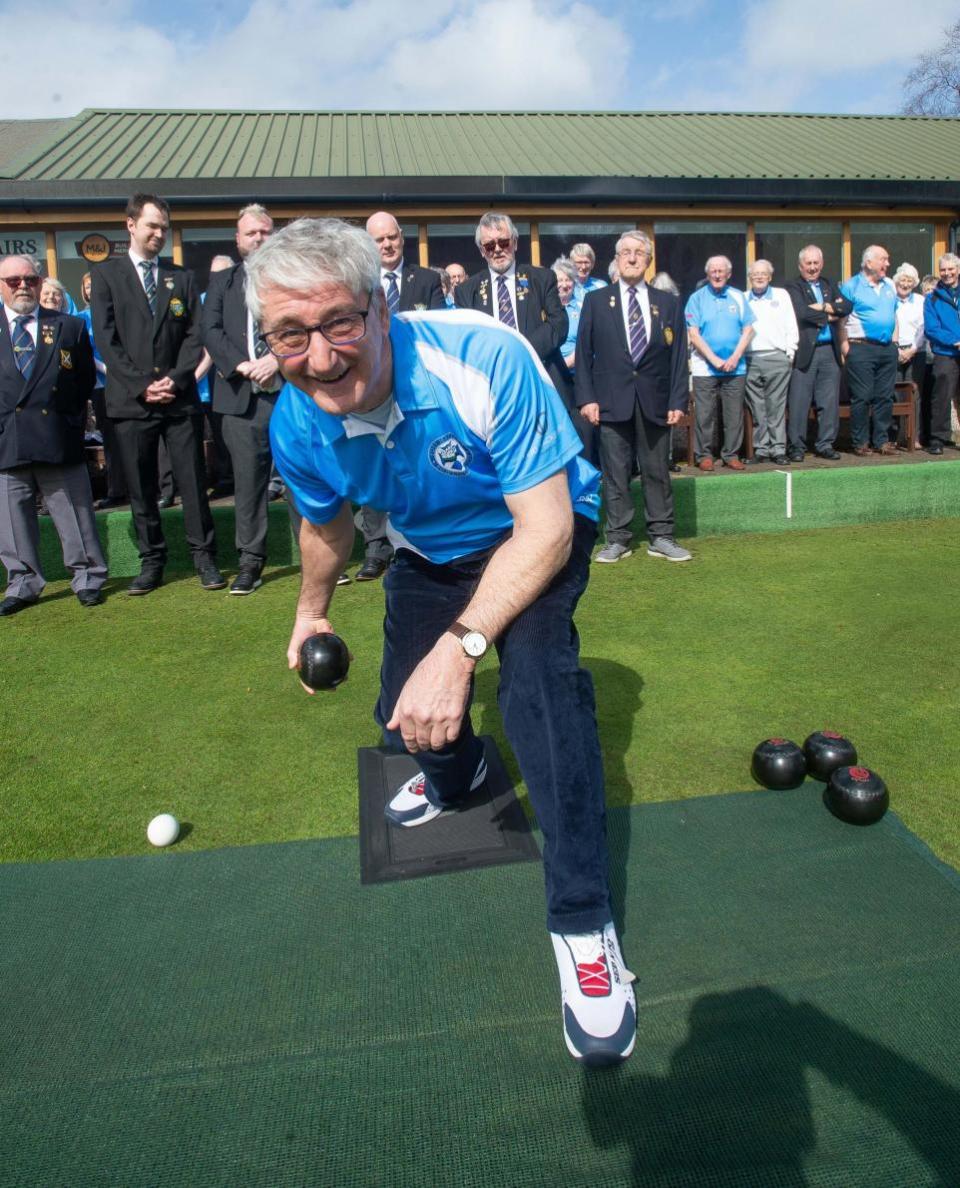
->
[1,0,957,118]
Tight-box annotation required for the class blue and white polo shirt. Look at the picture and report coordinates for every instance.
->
[270,310,600,565]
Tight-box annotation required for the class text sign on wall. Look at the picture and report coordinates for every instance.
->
[0,234,43,258]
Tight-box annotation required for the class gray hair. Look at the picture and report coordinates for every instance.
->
[650,271,679,296]
[569,243,596,266]
[244,217,380,321]
[210,254,235,271]
[1,254,41,275]
[797,244,823,264]
[238,203,273,225]
[749,258,774,277]
[551,257,578,284]
[938,252,960,269]
[475,212,518,248]
[40,277,68,298]
[607,259,619,282]
[705,255,733,274]
[892,262,920,286]
[861,244,888,268]
[615,230,653,258]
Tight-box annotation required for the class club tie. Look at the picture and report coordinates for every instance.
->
[12,315,35,378]
[628,286,647,364]
[140,260,157,314]
[253,323,270,358]
[385,272,400,316]
[497,275,517,328]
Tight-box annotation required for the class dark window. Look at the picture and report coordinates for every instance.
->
[654,223,747,301]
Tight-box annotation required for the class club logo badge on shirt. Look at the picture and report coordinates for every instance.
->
[168,297,186,318]
[414,303,427,311]
[59,348,73,369]
[428,433,472,477]
[664,327,674,346]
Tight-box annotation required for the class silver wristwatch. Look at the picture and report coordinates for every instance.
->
[448,620,489,660]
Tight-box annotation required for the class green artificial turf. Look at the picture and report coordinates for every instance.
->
[2,518,959,871]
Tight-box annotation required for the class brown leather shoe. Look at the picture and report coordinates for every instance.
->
[878,442,898,456]
[725,457,746,471]
[852,446,872,457]
[697,458,714,472]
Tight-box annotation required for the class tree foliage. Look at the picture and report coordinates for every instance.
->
[901,19,960,115]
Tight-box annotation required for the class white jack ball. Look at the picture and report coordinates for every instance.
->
[147,813,180,848]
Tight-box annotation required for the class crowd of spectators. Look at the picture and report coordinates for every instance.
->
[3,200,959,613]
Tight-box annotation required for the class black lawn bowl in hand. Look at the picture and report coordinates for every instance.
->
[298,633,350,690]
[825,766,889,826]
[751,738,807,791]
[803,730,858,782]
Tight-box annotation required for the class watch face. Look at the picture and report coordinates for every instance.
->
[462,631,487,658]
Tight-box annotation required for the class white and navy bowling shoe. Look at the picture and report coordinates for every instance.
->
[384,756,488,828]
[550,922,637,1066]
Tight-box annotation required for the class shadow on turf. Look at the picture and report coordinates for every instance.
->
[581,986,960,1186]
[470,656,644,943]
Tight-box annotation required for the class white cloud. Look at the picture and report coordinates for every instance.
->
[0,0,631,117]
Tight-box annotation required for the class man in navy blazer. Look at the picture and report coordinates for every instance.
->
[0,255,107,614]
[92,193,221,595]
[575,231,692,563]
[202,203,281,594]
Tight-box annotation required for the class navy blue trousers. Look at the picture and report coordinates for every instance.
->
[375,515,611,934]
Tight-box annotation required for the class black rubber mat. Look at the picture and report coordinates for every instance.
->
[357,735,540,884]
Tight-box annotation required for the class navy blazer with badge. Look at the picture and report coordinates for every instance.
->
[202,262,262,416]
[574,283,688,424]
[454,264,572,398]
[91,256,203,419]
[784,276,851,371]
[0,309,95,469]
[396,264,445,313]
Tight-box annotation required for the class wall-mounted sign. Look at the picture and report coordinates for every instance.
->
[78,233,114,262]
[0,234,42,257]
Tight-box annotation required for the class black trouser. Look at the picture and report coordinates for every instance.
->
[113,414,217,569]
[929,356,959,448]
[598,403,674,544]
[845,341,897,448]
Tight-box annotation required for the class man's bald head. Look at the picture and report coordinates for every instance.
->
[366,211,404,270]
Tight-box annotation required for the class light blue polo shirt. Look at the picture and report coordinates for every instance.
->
[685,284,756,376]
[270,310,600,564]
[839,272,897,342]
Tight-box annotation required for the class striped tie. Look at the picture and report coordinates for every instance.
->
[12,315,35,378]
[385,272,400,316]
[140,260,156,314]
[254,323,270,358]
[628,286,647,364]
[497,276,517,328]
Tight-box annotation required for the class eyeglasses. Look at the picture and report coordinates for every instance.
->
[480,237,513,256]
[261,304,371,358]
[0,275,40,288]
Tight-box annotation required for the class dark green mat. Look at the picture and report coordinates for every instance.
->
[2,785,959,1187]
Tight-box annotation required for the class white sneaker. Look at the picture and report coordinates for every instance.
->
[550,922,637,1066]
[647,536,692,562]
[595,542,632,564]
[384,755,488,828]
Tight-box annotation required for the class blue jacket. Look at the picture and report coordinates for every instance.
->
[923,283,960,358]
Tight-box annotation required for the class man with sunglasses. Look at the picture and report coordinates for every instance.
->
[246,218,636,1066]
[455,214,594,459]
[0,255,106,615]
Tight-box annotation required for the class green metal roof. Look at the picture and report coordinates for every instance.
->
[4,109,960,183]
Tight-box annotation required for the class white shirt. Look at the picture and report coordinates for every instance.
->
[746,286,799,359]
[618,278,651,347]
[488,263,517,325]
[895,291,926,351]
[380,262,404,302]
[128,247,158,296]
[4,302,38,344]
